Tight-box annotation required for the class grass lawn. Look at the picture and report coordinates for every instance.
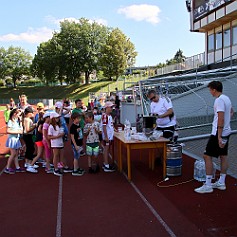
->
[0,76,147,103]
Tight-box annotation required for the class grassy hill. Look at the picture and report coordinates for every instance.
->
[0,76,146,104]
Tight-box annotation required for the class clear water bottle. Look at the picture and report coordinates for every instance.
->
[124,119,131,141]
[221,137,228,145]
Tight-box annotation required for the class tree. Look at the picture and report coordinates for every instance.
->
[32,40,59,85]
[2,46,32,87]
[173,49,186,63]
[32,17,137,85]
[100,28,137,80]
[0,47,7,79]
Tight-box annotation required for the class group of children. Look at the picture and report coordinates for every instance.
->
[4,96,116,177]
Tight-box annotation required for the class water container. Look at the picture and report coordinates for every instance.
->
[166,144,182,176]
[136,114,143,133]
[193,159,216,182]
[124,119,131,141]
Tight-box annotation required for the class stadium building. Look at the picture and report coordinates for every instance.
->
[186,0,237,65]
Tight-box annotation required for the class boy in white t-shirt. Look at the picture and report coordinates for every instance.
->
[101,101,116,172]
[195,81,234,194]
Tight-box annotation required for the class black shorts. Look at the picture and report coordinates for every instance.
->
[156,126,175,139]
[204,134,230,158]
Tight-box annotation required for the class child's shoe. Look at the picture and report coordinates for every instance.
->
[4,168,15,174]
[72,169,84,176]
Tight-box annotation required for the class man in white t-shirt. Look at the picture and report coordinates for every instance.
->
[148,90,176,139]
[195,81,234,194]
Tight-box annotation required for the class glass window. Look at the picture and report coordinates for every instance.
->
[223,29,230,47]
[215,31,222,50]
[233,26,237,45]
[208,34,214,51]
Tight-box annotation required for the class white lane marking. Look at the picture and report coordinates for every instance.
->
[123,171,177,237]
[56,175,63,237]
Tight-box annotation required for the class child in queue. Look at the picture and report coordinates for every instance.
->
[84,111,101,173]
[72,99,86,156]
[4,108,25,174]
[54,101,71,172]
[48,112,65,176]
[30,111,45,169]
[101,101,116,172]
[70,112,85,176]
[93,107,103,153]
[23,107,39,173]
[42,112,53,173]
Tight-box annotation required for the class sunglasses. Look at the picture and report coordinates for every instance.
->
[150,96,156,101]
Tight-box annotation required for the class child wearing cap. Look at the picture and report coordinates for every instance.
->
[48,112,65,176]
[101,101,116,172]
[34,102,44,123]
[30,111,45,170]
[54,101,71,172]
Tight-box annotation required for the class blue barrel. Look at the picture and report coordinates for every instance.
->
[166,144,182,176]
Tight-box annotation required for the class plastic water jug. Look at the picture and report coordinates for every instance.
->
[194,159,216,182]
[124,119,131,141]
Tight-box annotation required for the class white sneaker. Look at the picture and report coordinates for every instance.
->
[32,164,39,169]
[194,184,213,194]
[24,163,30,168]
[42,162,47,168]
[212,181,226,190]
[26,166,38,173]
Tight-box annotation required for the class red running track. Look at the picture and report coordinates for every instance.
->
[0,109,237,237]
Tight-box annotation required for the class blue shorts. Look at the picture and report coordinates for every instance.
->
[72,144,81,160]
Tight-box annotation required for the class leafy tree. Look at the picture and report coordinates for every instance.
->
[0,47,7,79]
[32,17,137,85]
[32,40,58,85]
[1,46,32,87]
[173,49,186,63]
[100,28,137,80]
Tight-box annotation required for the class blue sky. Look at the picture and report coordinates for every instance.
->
[0,0,205,66]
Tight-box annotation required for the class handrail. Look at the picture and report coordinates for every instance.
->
[154,52,237,77]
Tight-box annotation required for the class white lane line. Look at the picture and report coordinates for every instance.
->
[56,175,63,237]
[122,171,177,237]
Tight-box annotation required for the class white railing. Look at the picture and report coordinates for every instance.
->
[156,52,205,76]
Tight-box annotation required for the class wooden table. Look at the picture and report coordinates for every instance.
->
[113,131,169,181]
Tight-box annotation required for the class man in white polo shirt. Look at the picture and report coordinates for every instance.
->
[147,89,176,139]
